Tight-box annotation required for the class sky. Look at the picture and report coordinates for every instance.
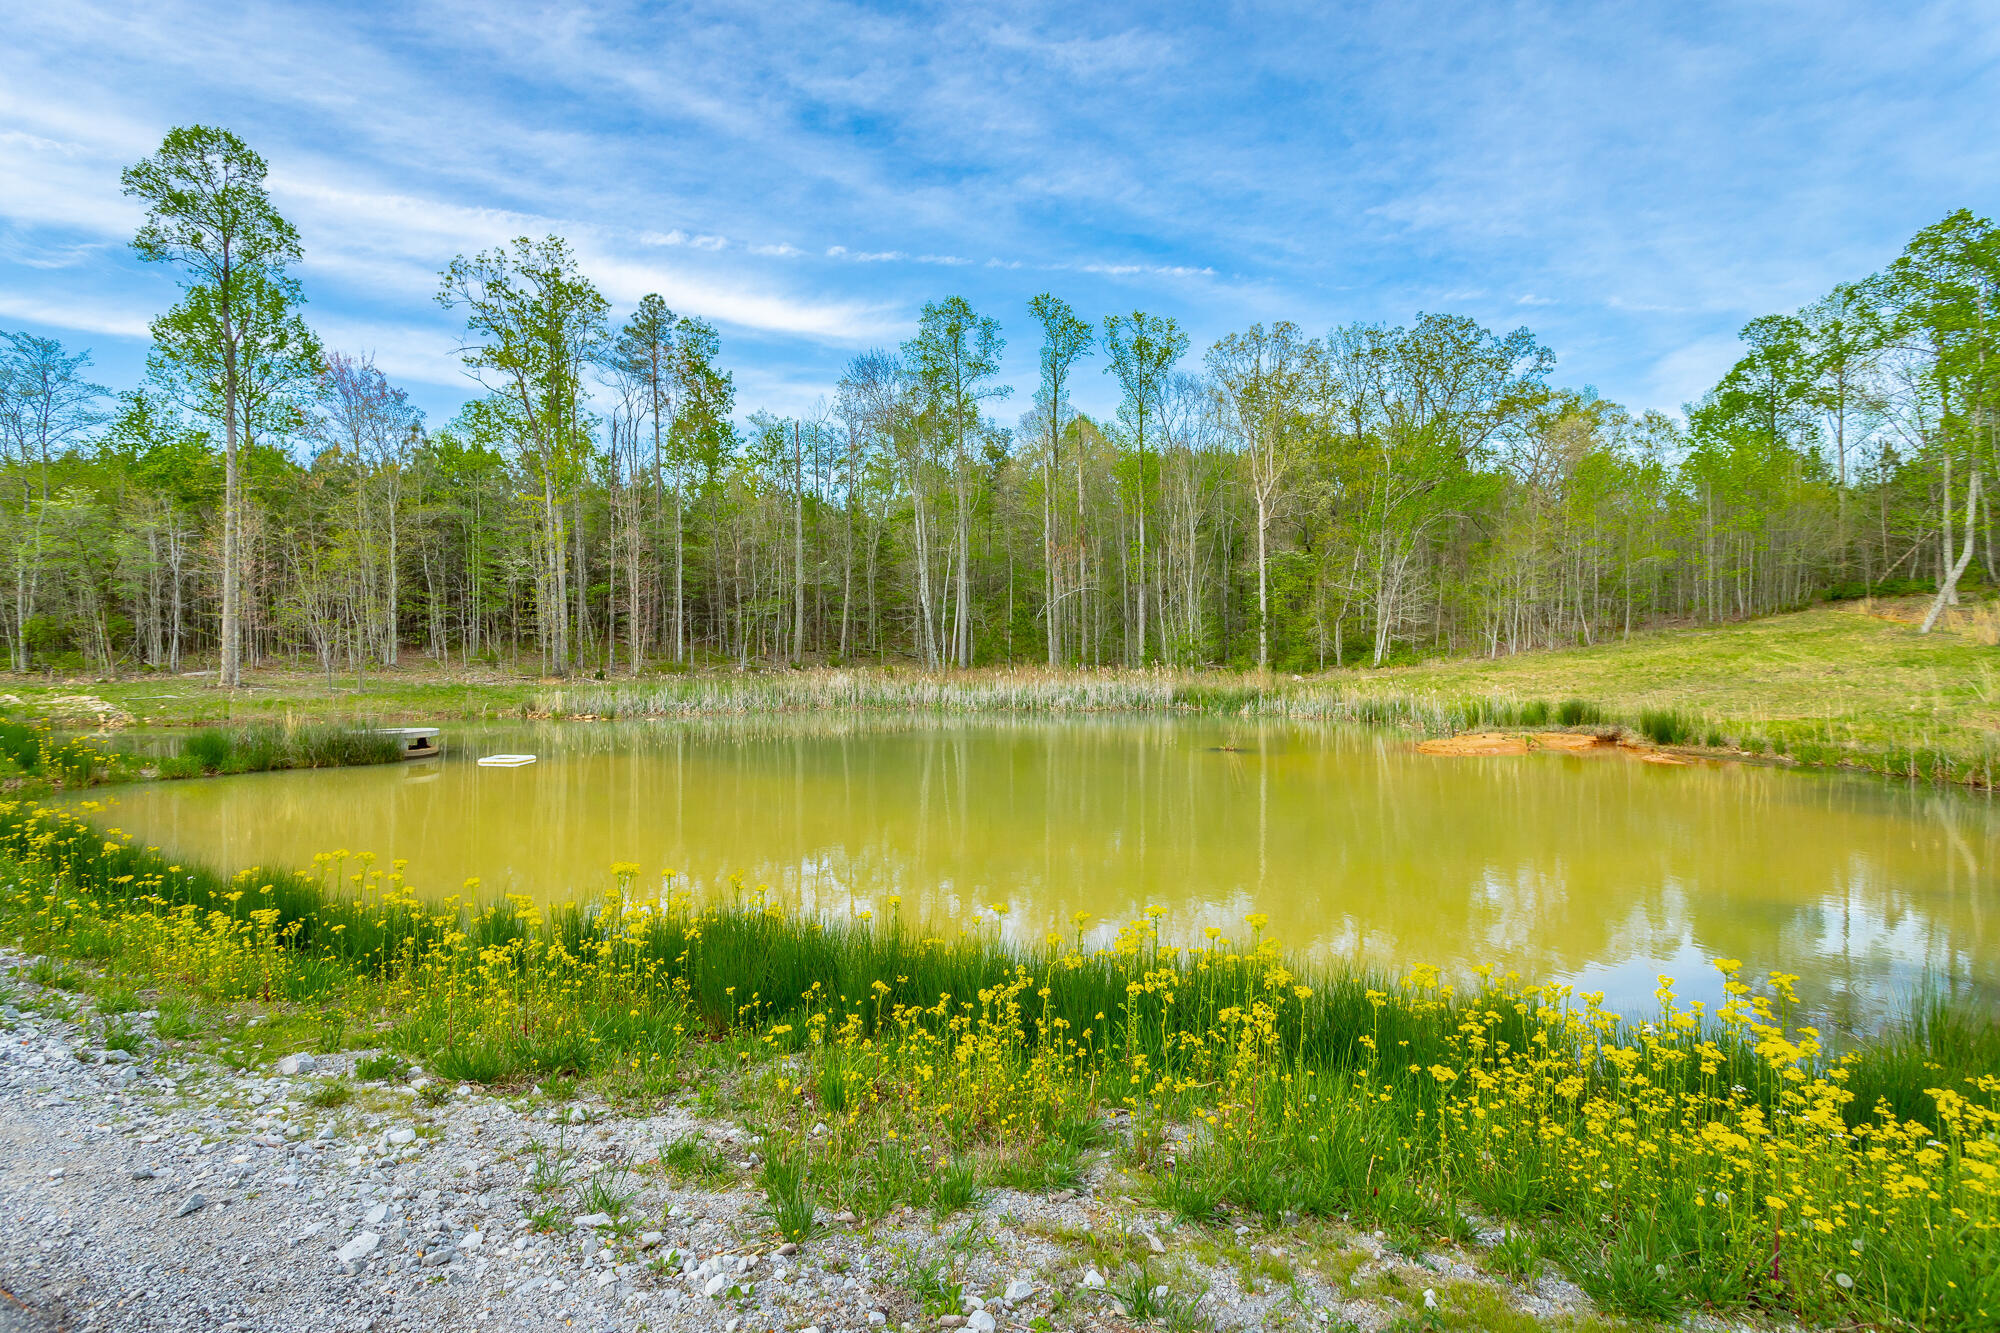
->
[2,0,1996,433]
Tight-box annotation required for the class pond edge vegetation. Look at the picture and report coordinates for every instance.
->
[530,671,1998,791]
[2,798,1995,1331]
[0,711,403,790]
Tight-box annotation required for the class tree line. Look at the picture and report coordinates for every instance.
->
[1,125,1993,682]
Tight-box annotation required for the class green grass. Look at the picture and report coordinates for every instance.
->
[525,1133,579,1197]
[154,996,198,1039]
[166,723,404,777]
[0,706,407,792]
[353,1052,407,1081]
[100,1020,144,1053]
[1346,602,2000,783]
[1635,707,1694,745]
[758,1148,819,1242]
[304,1079,353,1109]
[578,1159,638,1224]
[657,1134,736,1186]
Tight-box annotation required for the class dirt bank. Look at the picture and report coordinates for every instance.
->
[1416,731,1690,765]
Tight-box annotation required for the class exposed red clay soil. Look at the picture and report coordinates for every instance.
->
[1417,731,1690,764]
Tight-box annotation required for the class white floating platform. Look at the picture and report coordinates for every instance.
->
[476,754,537,768]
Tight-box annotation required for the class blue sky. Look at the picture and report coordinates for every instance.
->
[3,0,1995,431]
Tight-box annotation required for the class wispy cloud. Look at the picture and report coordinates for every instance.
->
[2,0,1994,424]
[0,291,152,340]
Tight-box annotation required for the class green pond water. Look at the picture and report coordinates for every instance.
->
[80,718,1998,1025]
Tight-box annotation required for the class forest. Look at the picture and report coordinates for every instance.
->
[2,125,1994,683]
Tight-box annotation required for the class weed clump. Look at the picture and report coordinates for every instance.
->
[1556,698,1603,726]
[1637,707,1694,745]
[174,724,403,777]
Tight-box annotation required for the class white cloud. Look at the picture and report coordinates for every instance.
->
[1646,333,1745,413]
[577,251,902,344]
[308,313,468,392]
[1077,262,1216,279]
[0,292,152,340]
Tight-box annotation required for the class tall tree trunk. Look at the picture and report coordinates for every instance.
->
[1136,424,1148,666]
[1922,471,1982,632]
[793,421,805,665]
[1255,487,1270,673]
[384,485,399,667]
[220,333,242,688]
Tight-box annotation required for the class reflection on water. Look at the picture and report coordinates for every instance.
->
[78,717,1997,1025]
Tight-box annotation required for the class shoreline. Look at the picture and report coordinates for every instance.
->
[8,599,1998,795]
[3,799,1996,1332]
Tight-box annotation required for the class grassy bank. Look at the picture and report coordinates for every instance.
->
[151,722,405,777]
[0,711,403,790]
[10,601,1997,789]
[2,800,1994,1330]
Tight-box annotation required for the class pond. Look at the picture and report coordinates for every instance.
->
[78,717,1998,1026]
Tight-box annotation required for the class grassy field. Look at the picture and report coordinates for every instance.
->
[1344,600,1998,759]
[4,598,1995,785]
[2,796,1996,1330]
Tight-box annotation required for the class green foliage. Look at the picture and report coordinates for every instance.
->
[926,1157,981,1217]
[26,956,84,990]
[1154,1155,1229,1224]
[314,1010,348,1053]
[525,1133,578,1197]
[424,1034,519,1084]
[1555,698,1602,726]
[93,983,141,1014]
[1842,993,2000,1125]
[897,1248,966,1317]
